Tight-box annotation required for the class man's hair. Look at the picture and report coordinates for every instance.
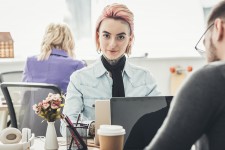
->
[38,23,75,61]
[95,3,134,55]
[207,1,225,25]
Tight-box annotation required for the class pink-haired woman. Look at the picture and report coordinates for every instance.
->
[61,3,160,136]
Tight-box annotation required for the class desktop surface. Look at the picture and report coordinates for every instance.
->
[33,137,99,150]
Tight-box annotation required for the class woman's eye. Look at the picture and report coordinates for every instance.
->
[117,35,125,40]
[103,34,110,39]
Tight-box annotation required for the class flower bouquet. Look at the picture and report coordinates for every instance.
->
[32,93,64,122]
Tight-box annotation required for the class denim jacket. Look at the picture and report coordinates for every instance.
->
[60,58,160,136]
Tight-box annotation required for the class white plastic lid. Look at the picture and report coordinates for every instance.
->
[97,125,125,136]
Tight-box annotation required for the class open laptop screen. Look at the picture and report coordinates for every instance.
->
[110,96,173,149]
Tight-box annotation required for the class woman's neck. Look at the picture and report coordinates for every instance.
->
[103,55,125,65]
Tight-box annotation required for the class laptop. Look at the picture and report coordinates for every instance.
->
[94,96,173,149]
[94,100,111,145]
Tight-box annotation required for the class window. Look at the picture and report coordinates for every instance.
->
[1,0,221,60]
[66,0,208,59]
[0,0,65,59]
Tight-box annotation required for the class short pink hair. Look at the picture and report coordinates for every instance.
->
[95,3,134,55]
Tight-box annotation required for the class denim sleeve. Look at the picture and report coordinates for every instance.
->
[146,71,161,96]
[60,72,83,137]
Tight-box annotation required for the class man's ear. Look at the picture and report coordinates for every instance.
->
[214,18,224,41]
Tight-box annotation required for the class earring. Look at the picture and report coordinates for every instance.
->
[126,45,131,55]
[97,49,101,54]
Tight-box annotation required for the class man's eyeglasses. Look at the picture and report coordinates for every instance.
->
[195,23,214,56]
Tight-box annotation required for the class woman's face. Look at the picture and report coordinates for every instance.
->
[98,18,131,60]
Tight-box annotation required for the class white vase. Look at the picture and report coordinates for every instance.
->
[45,121,59,150]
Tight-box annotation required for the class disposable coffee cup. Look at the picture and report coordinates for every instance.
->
[97,125,125,150]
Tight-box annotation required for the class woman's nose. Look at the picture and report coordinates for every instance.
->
[108,38,116,49]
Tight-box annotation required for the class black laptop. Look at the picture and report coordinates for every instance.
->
[110,96,173,149]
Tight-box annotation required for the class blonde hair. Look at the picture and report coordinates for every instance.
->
[38,23,75,61]
[95,3,134,55]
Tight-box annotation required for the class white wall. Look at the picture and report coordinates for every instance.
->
[92,0,205,58]
[0,0,212,59]
[0,0,65,58]
[126,57,205,95]
[0,59,25,73]
[0,57,206,95]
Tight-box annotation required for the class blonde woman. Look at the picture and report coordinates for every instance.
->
[22,23,85,93]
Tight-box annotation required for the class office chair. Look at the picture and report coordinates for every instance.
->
[0,70,23,99]
[1,82,63,136]
[0,71,23,83]
[0,71,23,128]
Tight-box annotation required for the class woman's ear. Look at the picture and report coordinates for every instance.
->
[126,35,133,55]
[129,35,133,42]
[96,32,100,48]
[214,18,224,41]
[97,32,99,38]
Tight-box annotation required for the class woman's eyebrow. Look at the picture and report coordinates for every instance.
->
[117,32,126,36]
[102,31,126,36]
[102,31,110,34]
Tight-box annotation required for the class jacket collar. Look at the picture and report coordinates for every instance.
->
[51,48,68,57]
[93,58,133,78]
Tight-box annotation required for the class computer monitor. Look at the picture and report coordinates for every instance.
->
[95,96,173,149]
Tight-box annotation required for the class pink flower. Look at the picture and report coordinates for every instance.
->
[48,93,53,97]
[53,94,61,100]
[43,99,49,103]
[51,100,61,109]
[32,93,64,122]
[42,101,50,109]
[38,102,43,107]
[32,104,41,114]
[32,104,38,111]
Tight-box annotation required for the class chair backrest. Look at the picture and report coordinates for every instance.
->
[0,71,23,96]
[0,71,23,83]
[0,82,63,136]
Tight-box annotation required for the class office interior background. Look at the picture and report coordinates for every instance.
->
[0,0,222,95]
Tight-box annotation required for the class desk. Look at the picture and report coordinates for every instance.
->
[0,103,8,131]
[0,103,8,111]
[32,137,99,150]
[0,101,22,131]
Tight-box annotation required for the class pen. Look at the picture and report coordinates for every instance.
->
[68,126,81,149]
[60,114,87,150]
[68,138,73,150]
[75,113,81,127]
[60,115,81,149]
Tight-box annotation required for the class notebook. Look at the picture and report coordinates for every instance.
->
[94,96,173,147]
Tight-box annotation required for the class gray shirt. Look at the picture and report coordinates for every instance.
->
[145,61,225,150]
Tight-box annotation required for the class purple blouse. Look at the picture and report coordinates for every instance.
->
[22,49,85,93]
